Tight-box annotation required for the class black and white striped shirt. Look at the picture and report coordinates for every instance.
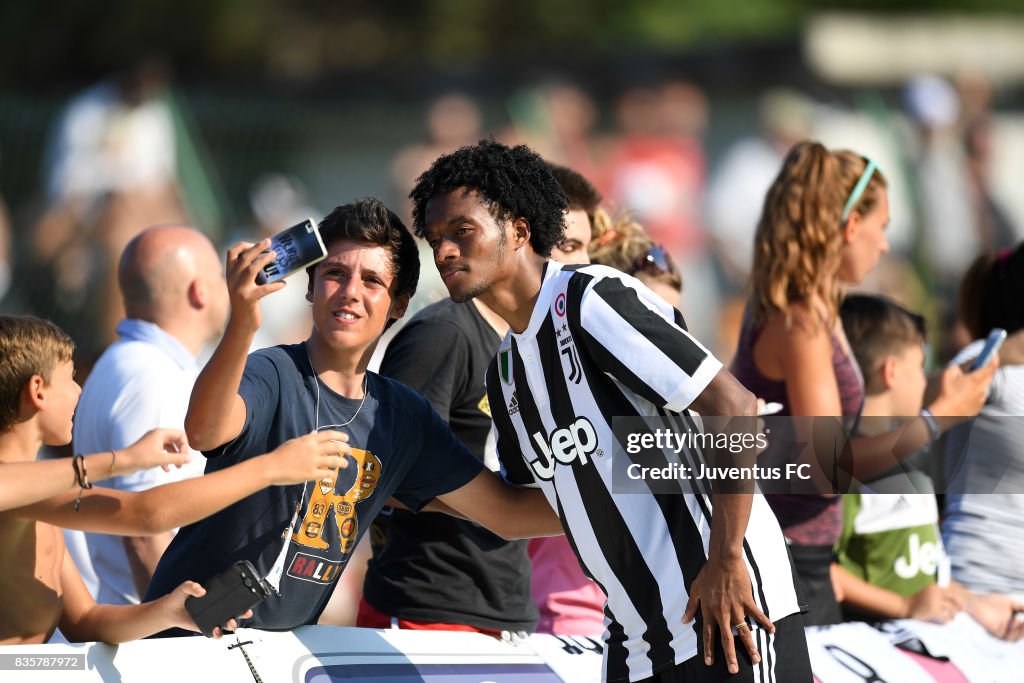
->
[486,262,800,682]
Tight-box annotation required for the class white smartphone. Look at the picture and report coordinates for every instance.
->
[758,402,784,416]
[971,328,1008,371]
[255,218,327,285]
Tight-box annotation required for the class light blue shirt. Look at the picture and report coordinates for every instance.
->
[64,319,206,605]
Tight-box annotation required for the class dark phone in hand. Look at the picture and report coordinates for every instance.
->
[184,560,271,637]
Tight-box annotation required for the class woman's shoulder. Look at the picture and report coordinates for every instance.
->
[760,301,831,344]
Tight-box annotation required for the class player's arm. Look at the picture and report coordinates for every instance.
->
[572,276,769,674]
[185,240,284,451]
[684,373,774,674]
[433,470,562,540]
[15,431,348,535]
[58,547,247,643]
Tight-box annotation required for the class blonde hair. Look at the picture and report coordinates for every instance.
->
[0,316,75,432]
[589,209,682,291]
[749,140,887,328]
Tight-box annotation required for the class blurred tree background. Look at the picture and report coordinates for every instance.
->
[1,0,1020,88]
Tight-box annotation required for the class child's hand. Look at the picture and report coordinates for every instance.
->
[163,581,254,638]
[906,584,963,623]
[929,361,997,425]
[263,430,350,486]
[120,428,191,474]
[966,592,1024,641]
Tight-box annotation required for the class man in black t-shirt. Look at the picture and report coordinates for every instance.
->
[360,298,537,633]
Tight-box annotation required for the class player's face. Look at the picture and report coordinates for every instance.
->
[39,360,81,446]
[550,209,591,265]
[306,240,408,354]
[423,188,512,303]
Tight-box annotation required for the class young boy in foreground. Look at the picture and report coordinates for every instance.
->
[0,315,347,644]
[147,198,559,634]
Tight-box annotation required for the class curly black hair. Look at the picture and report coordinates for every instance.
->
[409,139,568,257]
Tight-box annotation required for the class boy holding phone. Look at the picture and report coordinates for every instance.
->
[147,198,560,633]
[0,315,349,644]
[834,295,1024,641]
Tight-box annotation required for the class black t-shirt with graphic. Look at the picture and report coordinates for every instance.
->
[145,343,483,631]
[363,299,538,631]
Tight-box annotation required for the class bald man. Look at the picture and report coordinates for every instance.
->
[65,225,228,606]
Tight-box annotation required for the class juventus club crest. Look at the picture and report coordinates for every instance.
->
[499,349,512,385]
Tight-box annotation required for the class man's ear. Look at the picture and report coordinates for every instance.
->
[880,355,898,390]
[306,275,315,304]
[188,279,205,310]
[511,217,531,251]
[390,293,411,321]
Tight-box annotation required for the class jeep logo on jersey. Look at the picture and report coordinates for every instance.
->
[529,417,598,480]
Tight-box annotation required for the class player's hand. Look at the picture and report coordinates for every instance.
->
[225,239,287,331]
[119,428,190,474]
[263,430,351,485]
[165,581,254,638]
[682,553,773,675]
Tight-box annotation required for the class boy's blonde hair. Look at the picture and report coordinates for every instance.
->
[0,315,75,432]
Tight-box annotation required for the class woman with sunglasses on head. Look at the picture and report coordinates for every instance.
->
[589,208,682,305]
[729,140,996,626]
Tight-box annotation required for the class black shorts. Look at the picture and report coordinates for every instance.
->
[636,612,813,683]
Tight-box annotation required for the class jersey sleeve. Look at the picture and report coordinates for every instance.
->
[566,271,723,412]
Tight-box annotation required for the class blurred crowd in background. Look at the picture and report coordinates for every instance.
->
[2,3,1024,633]
[2,59,1022,371]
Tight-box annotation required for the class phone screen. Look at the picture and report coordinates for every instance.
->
[255,218,327,285]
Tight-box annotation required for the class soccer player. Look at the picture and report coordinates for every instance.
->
[411,140,811,682]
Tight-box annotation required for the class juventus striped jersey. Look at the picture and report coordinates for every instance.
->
[486,262,801,682]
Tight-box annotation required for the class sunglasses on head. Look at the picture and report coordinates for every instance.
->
[630,245,676,276]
